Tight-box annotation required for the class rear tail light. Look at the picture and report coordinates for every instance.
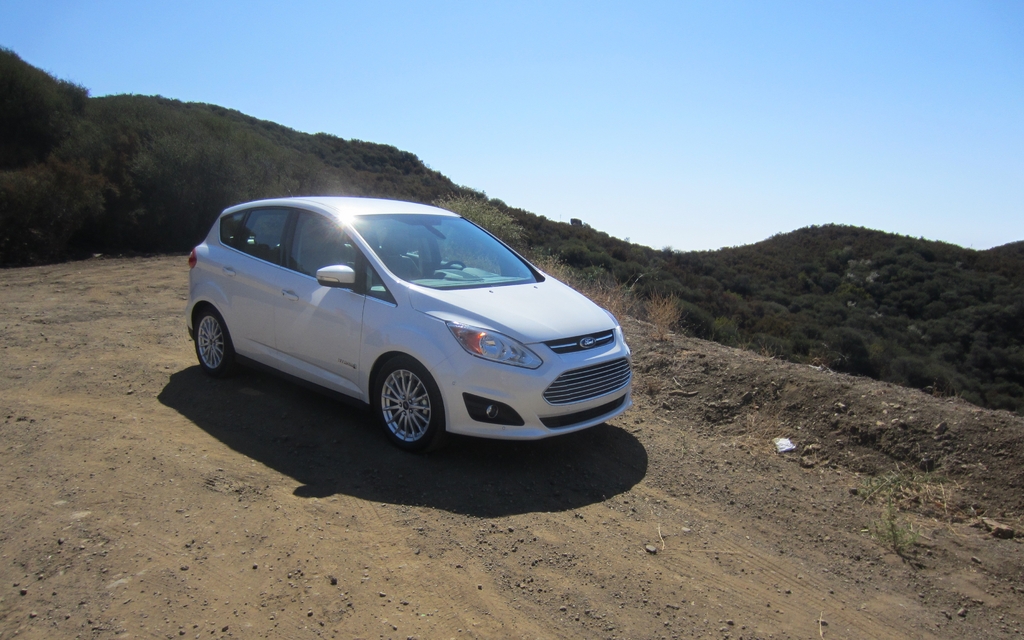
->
[188,248,197,269]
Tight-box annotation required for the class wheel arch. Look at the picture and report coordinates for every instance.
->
[368,350,418,396]
[368,350,448,418]
[186,271,231,334]
[189,300,223,337]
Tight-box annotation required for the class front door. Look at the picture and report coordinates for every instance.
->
[273,210,366,398]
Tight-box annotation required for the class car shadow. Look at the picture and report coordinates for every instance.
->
[158,366,648,518]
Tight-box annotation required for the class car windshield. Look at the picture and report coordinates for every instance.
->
[351,214,538,289]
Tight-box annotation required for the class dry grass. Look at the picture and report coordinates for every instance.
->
[757,342,782,360]
[531,255,686,344]
[857,466,962,557]
[725,406,789,457]
[860,466,965,523]
[587,281,638,323]
[645,292,681,341]
[926,378,964,401]
[532,255,688,345]
[531,254,575,284]
[642,375,664,397]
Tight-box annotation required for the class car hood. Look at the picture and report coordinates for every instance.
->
[406,277,614,343]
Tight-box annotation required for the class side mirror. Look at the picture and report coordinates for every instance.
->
[316,264,356,287]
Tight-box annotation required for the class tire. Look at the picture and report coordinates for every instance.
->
[193,307,236,378]
[373,355,447,452]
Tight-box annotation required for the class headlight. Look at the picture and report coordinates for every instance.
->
[446,322,543,369]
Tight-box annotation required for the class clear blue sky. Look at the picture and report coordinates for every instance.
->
[3,1,1022,251]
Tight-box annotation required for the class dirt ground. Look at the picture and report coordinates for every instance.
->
[1,255,1023,640]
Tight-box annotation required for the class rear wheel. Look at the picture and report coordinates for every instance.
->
[193,307,236,377]
[373,355,446,452]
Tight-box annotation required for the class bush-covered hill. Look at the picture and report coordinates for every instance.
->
[677,227,1023,410]
[501,212,1024,414]
[0,47,470,264]
[485,187,1024,415]
[1,48,1021,414]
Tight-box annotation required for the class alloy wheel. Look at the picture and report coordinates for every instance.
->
[380,369,432,442]
[197,315,225,370]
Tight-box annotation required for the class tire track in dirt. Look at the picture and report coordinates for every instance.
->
[652,529,931,639]
[504,453,933,640]
[342,497,550,639]
[615,458,940,638]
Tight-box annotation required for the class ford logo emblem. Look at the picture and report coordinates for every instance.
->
[579,336,596,349]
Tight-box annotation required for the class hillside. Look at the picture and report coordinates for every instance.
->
[664,226,1024,413]
[509,216,1024,415]
[0,47,474,264]
[1,47,1022,414]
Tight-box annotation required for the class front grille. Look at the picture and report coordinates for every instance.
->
[543,358,631,405]
[543,329,615,354]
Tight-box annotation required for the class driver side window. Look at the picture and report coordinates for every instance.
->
[289,211,356,277]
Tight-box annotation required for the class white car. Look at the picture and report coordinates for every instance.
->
[186,197,632,451]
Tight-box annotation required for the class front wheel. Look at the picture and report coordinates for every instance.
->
[193,307,236,377]
[373,355,446,452]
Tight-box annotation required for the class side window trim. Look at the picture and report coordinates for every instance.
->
[281,209,299,270]
[363,255,396,305]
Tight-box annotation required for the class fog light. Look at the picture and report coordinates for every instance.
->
[463,394,525,426]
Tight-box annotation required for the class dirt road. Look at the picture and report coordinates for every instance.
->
[2,256,1022,639]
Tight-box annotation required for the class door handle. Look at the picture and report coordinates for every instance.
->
[222,266,236,276]
[281,289,299,301]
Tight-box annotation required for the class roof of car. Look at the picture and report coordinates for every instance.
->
[221,196,458,219]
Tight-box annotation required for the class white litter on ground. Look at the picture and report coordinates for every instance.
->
[773,437,796,453]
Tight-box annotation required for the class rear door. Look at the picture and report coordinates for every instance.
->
[222,207,293,356]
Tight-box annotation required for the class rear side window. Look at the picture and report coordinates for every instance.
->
[234,208,290,265]
[220,211,247,248]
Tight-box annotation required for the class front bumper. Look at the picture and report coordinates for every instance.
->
[435,332,633,440]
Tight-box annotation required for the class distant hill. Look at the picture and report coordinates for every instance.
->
[1,47,1021,414]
